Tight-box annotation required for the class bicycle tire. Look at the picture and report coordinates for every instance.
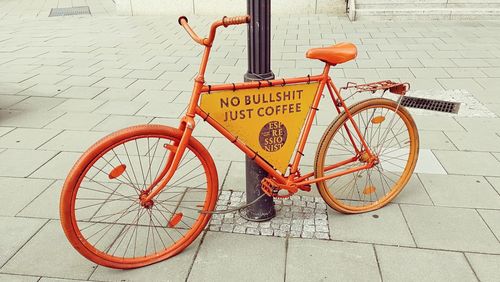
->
[60,124,218,269]
[314,98,419,213]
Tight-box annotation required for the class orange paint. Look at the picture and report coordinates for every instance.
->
[371,116,385,124]
[363,185,376,195]
[61,14,419,270]
[168,213,183,228]
[108,164,126,179]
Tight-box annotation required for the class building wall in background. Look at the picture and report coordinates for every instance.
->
[116,0,346,16]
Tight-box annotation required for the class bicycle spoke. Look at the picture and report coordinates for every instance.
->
[66,128,214,264]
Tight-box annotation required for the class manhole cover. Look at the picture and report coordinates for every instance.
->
[49,6,91,17]
[401,96,460,114]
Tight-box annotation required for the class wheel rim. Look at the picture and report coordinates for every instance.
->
[69,133,213,264]
[319,101,418,212]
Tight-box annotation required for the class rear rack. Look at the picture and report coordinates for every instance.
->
[341,80,410,95]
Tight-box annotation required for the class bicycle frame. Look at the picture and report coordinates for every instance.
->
[142,17,375,203]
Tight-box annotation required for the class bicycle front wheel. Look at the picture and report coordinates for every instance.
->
[60,125,218,269]
[314,98,419,214]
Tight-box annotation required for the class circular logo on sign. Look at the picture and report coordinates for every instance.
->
[259,121,288,152]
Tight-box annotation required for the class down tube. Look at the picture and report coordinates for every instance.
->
[195,107,287,184]
[289,79,327,174]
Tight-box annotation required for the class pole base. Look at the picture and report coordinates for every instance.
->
[239,206,276,222]
[243,156,276,222]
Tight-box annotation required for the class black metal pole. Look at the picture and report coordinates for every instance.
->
[241,0,276,221]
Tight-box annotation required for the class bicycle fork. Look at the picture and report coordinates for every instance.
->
[140,116,195,206]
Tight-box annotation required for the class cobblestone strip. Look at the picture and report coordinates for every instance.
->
[209,190,330,240]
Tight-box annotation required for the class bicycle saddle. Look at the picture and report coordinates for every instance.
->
[306,42,357,65]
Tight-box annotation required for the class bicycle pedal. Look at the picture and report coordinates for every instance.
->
[298,184,311,192]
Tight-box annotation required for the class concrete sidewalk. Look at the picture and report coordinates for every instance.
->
[0,2,499,282]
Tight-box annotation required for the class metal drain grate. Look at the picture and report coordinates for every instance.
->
[49,6,91,17]
[401,96,460,114]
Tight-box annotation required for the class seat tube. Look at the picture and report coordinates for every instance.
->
[290,64,330,174]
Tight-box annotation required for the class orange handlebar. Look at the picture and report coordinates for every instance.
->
[178,15,250,46]
[222,15,250,27]
[178,16,207,45]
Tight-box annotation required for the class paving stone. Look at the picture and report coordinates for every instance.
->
[453,58,489,67]
[404,78,445,90]
[473,90,500,104]
[30,151,81,180]
[93,68,132,78]
[419,174,500,209]
[0,127,14,137]
[485,103,500,117]
[208,137,244,162]
[376,245,476,282]
[40,130,108,152]
[93,100,146,115]
[486,177,500,194]
[0,217,47,267]
[1,220,96,280]
[93,88,144,101]
[478,209,500,241]
[56,86,107,99]
[455,117,500,134]
[328,204,415,246]
[0,177,54,216]
[446,132,500,152]
[0,96,25,110]
[128,79,170,90]
[188,232,285,282]
[8,97,66,111]
[0,274,39,282]
[93,77,136,88]
[135,102,185,118]
[0,110,63,128]
[411,115,464,131]
[51,99,105,112]
[212,191,330,240]
[133,89,180,103]
[125,69,164,80]
[414,149,447,175]
[390,175,433,205]
[433,150,500,177]
[221,161,245,192]
[465,253,500,282]
[401,205,500,253]
[17,84,69,98]
[0,128,60,149]
[418,130,457,150]
[0,73,37,83]
[91,237,202,282]
[38,278,87,282]
[445,68,487,78]
[438,78,484,92]
[57,76,103,87]
[61,66,101,76]
[286,239,380,282]
[410,68,450,78]
[0,149,57,177]
[45,112,108,131]
[92,115,154,132]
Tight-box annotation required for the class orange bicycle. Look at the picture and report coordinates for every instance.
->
[60,15,419,269]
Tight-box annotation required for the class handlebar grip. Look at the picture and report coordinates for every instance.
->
[222,15,250,27]
[178,16,188,25]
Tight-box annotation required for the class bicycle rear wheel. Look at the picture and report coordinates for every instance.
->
[60,125,218,269]
[314,98,419,213]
